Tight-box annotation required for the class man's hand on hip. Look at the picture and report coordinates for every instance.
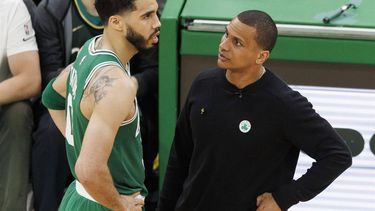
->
[256,192,282,211]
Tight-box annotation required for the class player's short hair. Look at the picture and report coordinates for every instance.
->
[95,0,137,25]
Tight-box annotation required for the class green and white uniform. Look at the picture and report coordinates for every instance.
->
[57,36,147,211]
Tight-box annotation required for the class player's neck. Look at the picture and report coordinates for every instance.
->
[226,66,265,89]
[100,32,138,66]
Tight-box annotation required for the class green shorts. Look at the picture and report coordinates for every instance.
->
[59,180,110,211]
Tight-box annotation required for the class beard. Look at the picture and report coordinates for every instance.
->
[126,25,159,51]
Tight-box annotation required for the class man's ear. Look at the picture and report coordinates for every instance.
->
[256,50,270,65]
[108,15,124,32]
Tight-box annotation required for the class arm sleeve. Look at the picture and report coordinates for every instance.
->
[130,45,158,99]
[33,4,65,89]
[157,89,194,211]
[41,78,65,110]
[7,0,38,56]
[272,91,352,210]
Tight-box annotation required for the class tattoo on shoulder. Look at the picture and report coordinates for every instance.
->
[89,75,118,103]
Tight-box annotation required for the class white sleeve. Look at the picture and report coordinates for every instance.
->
[7,0,38,56]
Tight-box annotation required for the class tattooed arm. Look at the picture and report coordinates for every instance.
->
[75,66,143,211]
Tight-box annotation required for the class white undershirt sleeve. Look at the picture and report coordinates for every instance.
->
[7,0,38,56]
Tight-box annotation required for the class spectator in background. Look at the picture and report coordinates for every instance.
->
[0,0,41,210]
[32,0,159,210]
[157,10,352,211]
[41,0,160,209]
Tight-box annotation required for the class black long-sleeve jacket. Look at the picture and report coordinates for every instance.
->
[158,68,352,211]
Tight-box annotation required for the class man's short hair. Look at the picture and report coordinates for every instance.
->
[95,0,137,25]
[237,10,278,52]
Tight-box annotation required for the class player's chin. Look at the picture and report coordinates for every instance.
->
[143,43,155,50]
[144,40,156,48]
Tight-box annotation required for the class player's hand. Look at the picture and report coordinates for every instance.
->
[256,192,281,211]
[119,192,145,211]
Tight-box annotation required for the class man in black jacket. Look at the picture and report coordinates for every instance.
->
[32,0,159,210]
[157,10,352,211]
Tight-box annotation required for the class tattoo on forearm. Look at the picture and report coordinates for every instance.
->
[89,75,118,103]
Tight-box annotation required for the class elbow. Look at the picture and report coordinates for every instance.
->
[26,75,42,98]
[31,82,42,97]
[75,158,97,186]
[335,148,352,172]
[75,159,88,184]
[342,141,353,169]
[31,75,42,96]
[343,150,353,169]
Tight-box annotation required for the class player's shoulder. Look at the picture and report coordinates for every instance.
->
[91,65,136,94]
[82,66,135,110]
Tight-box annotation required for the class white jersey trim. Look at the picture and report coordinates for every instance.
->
[75,180,97,203]
[88,36,130,74]
[120,99,139,126]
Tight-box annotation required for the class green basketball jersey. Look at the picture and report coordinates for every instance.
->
[65,35,147,196]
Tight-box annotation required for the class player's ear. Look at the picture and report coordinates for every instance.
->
[108,15,125,32]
